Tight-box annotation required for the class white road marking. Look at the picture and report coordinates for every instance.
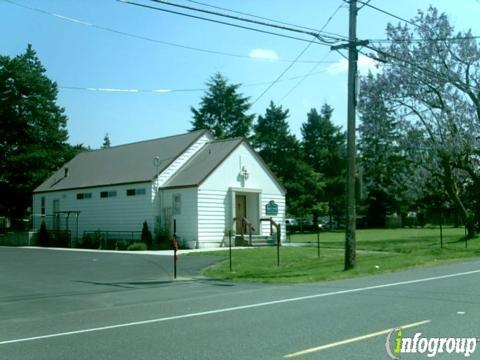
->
[284,320,431,358]
[457,311,466,315]
[1,268,480,346]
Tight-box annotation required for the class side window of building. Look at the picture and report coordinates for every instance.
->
[173,194,181,215]
[76,193,92,200]
[126,188,146,196]
[100,191,117,198]
[41,197,45,215]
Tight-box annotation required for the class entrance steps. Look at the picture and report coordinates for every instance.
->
[235,235,276,247]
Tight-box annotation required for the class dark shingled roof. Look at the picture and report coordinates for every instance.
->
[34,130,211,193]
[163,138,243,188]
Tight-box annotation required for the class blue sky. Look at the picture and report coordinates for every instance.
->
[1,0,479,148]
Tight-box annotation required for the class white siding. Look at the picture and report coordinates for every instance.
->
[197,189,230,248]
[154,133,211,189]
[159,187,198,248]
[198,143,286,246]
[151,134,211,231]
[32,182,154,238]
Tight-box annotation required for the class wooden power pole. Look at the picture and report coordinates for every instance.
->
[331,0,368,270]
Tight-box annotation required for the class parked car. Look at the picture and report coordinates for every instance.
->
[286,218,323,233]
[286,218,298,233]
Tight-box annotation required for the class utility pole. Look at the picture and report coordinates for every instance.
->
[331,0,368,270]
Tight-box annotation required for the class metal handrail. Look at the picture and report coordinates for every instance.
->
[232,217,255,246]
[260,217,281,266]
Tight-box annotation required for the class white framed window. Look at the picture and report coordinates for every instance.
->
[100,191,117,198]
[126,188,146,196]
[41,197,45,215]
[76,192,92,200]
[173,194,181,215]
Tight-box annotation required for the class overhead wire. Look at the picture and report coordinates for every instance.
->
[359,45,480,93]
[147,0,344,44]
[278,2,346,102]
[250,39,318,106]
[357,0,372,11]
[353,0,480,93]
[119,0,336,46]
[356,0,420,28]
[2,0,334,65]
[356,1,480,44]
[58,69,330,94]
[184,0,342,37]
[369,35,480,43]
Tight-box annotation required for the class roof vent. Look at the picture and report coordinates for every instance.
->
[64,168,69,177]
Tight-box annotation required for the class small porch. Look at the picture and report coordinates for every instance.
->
[228,188,279,246]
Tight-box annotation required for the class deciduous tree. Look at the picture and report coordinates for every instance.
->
[365,7,480,236]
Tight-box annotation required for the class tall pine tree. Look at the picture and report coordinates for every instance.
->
[102,133,111,148]
[301,104,346,224]
[253,102,323,216]
[0,45,73,216]
[190,73,254,139]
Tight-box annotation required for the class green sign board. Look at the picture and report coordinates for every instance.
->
[265,200,278,216]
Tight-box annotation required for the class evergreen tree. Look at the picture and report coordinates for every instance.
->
[190,73,254,138]
[37,221,50,247]
[102,133,111,149]
[0,45,73,216]
[301,104,346,224]
[253,102,323,216]
[141,221,153,249]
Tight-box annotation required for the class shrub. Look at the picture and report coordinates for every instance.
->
[153,222,171,250]
[127,242,147,251]
[37,221,50,247]
[116,240,129,250]
[79,233,100,249]
[49,231,70,247]
[102,237,116,250]
[141,221,153,249]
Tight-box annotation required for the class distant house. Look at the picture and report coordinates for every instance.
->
[32,130,286,248]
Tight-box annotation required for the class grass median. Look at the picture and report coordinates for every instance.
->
[192,227,480,283]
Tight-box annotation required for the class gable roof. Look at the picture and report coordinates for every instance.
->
[163,138,286,194]
[163,138,243,189]
[34,130,211,193]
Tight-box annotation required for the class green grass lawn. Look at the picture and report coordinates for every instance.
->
[195,227,480,283]
[289,227,469,253]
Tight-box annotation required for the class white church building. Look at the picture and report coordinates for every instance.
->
[32,130,286,248]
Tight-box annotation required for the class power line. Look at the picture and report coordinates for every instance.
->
[356,0,419,28]
[279,2,345,102]
[251,39,318,105]
[147,0,344,44]
[58,69,330,94]
[258,2,345,105]
[360,45,480,93]
[3,0,334,65]
[356,1,480,43]
[185,0,344,38]
[278,53,330,103]
[370,35,480,43]
[119,0,335,46]
[357,0,372,11]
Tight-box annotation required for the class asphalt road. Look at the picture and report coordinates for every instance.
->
[1,247,480,359]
